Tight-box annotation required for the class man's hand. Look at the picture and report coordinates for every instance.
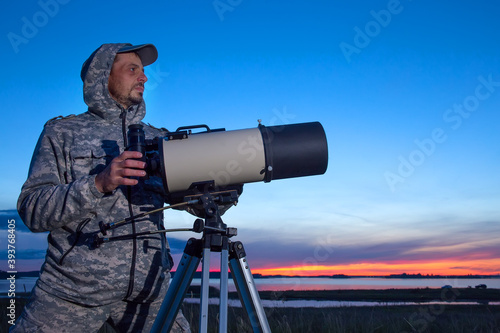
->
[95,151,146,193]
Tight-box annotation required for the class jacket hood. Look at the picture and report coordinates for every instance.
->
[81,43,146,124]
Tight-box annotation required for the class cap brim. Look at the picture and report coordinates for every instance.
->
[118,44,158,66]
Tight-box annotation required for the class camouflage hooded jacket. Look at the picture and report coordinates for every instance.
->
[17,44,172,306]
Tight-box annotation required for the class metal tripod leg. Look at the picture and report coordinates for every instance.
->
[199,247,211,332]
[219,247,229,333]
[229,241,271,333]
[151,238,202,333]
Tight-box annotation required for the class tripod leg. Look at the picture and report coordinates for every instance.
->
[229,241,271,333]
[199,247,211,332]
[151,238,202,333]
[219,247,229,333]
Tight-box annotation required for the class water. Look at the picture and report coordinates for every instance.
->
[186,277,500,308]
[183,298,500,308]
[1,277,499,295]
[192,277,500,292]
[0,277,36,295]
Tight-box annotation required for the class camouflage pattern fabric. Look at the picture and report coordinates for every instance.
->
[10,282,190,333]
[14,43,191,332]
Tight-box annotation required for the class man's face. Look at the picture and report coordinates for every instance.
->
[108,52,148,109]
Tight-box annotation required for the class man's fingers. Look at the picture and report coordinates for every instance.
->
[114,151,143,162]
[110,151,146,172]
[120,177,139,186]
[119,168,146,178]
[121,158,146,170]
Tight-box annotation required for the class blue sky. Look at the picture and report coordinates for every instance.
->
[1,0,499,275]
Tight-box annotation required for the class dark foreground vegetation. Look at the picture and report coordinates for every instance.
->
[2,288,499,333]
[181,303,500,333]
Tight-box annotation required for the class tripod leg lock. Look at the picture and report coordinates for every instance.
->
[183,238,203,258]
[229,241,246,259]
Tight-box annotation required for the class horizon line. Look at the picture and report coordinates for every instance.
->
[3,270,499,278]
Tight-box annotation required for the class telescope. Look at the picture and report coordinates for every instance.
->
[110,121,328,332]
[128,121,328,194]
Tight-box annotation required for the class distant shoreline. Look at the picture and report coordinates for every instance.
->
[2,270,499,280]
[252,273,500,280]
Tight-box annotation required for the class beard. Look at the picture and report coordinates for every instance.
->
[109,81,144,109]
[126,87,144,106]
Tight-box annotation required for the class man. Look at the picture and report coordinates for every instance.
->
[13,43,190,332]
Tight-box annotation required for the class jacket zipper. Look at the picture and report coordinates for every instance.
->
[122,109,138,299]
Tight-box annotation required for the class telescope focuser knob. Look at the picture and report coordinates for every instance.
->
[99,221,110,235]
[193,219,205,233]
[93,235,105,249]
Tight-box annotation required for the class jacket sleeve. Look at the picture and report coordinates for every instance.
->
[17,125,104,232]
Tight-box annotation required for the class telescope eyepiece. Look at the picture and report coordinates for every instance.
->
[127,124,146,157]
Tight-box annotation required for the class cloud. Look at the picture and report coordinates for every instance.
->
[0,209,32,232]
[0,249,46,260]
[0,209,18,215]
[3,205,499,276]
[221,218,500,274]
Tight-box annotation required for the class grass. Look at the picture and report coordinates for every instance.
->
[181,303,500,333]
[2,288,499,333]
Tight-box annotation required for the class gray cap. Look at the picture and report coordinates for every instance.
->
[117,43,158,66]
[80,43,158,82]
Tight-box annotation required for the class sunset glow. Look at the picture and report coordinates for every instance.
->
[252,259,500,277]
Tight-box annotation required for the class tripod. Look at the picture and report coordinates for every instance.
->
[151,190,271,333]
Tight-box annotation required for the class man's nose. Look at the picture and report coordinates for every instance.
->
[138,72,147,83]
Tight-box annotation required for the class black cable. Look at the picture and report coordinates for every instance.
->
[99,200,197,235]
[58,218,91,265]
